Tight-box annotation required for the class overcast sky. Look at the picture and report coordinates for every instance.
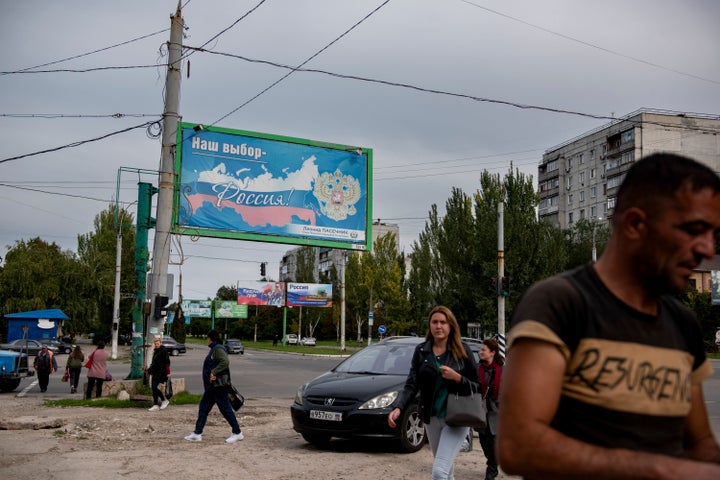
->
[1,0,719,302]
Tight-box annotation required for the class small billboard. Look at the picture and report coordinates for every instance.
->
[216,301,248,319]
[173,123,373,251]
[181,299,213,318]
[287,283,333,308]
[238,282,285,307]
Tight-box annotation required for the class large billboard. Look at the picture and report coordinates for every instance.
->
[173,123,373,251]
[287,283,333,308]
[238,281,286,307]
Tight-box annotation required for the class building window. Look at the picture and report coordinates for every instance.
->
[590,186,597,198]
[579,171,585,185]
[580,191,585,202]
[579,153,584,165]
[621,129,634,144]
[569,212,574,224]
[590,149,595,160]
[580,209,586,219]
[567,176,573,190]
[591,205,597,217]
[590,168,596,179]
[547,160,558,172]
[568,194,573,205]
[607,197,616,210]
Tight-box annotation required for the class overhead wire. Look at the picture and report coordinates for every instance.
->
[458,0,720,86]
[208,0,392,127]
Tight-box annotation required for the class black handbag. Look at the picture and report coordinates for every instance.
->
[445,387,487,429]
[165,378,173,400]
[228,383,245,411]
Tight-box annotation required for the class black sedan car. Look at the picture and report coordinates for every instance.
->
[0,339,58,357]
[38,337,74,354]
[162,336,186,356]
[291,336,426,453]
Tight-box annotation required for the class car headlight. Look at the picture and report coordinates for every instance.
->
[294,384,307,405]
[358,390,398,410]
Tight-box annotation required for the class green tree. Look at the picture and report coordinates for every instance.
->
[76,205,136,340]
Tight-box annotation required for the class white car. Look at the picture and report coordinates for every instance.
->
[286,334,298,345]
[299,337,316,346]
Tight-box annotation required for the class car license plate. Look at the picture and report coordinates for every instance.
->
[310,410,342,421]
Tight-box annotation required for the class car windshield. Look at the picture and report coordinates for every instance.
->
[334,342,414,376]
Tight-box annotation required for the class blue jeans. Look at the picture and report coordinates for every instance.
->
[425,416,470,480]
[193,386,240,435]
[151,378,166,405]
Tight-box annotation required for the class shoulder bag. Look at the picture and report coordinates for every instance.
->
[165,378,174,400]
[445,386,487,429]
[228,383,245,411]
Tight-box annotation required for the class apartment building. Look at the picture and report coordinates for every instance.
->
[278,221,400,281]
[538,109,720,229]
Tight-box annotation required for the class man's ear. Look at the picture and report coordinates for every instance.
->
[621,207,646,240]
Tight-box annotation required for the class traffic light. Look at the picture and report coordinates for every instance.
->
[260,262,266,277]
[490,277,499,295]
[153,295,169,319]
[501,276,511,297]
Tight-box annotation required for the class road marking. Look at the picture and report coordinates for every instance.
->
[16,379,38,398]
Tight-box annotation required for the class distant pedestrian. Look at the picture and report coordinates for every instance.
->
[148,336,171,411]
[476,339,504,480]
[85,340,109,399]
[34,345,58,392]
[185,329,243,444]
[66,345,85,394]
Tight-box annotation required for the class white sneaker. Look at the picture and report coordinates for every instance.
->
[184,433,202,442]
[160,400,170,410]
[148,405,160,411]
[225,432,244,444]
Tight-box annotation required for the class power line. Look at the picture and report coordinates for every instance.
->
[1,28,169,75]
[459,0,720,86]
[209,0,392,126]
[0,113,159,119]
[0,120,160,164]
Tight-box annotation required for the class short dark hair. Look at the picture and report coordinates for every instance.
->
[615,152,720,216]
[207,329,221,343]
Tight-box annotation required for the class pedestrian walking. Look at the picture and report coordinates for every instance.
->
[34,345,58,392]
[148,336,171,411]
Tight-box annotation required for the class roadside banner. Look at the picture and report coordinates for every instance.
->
[286,283,333,308]
[238,282,285,307]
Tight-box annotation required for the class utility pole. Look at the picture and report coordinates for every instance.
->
[111,231,122,359]
[497,202,505,337]
[340,251,346,352]
[148,2,183,348]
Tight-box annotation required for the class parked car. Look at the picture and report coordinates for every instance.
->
[299,337,316,346]
[225,339,245,355]
[38,337,74,354]
[0,339,58,357]
[286,334,298,345]
[291,336,426,453]
[0,350,34,392]
[161,336,186,356]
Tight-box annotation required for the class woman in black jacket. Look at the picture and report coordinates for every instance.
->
[148,336,171,411]
[388,305,480,479]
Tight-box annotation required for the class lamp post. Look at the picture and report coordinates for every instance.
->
[592,216,603,262]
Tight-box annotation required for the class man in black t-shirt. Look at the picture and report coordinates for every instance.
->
[498,153,720,478]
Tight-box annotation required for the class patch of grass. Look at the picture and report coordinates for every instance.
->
[45,390,201,409]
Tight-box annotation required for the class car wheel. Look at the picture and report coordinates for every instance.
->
[171,349,179,356]
[397,403,426,453]
[301,432,331,448]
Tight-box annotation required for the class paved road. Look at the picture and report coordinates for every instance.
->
[12,343,345,400]
[9,347,720,441]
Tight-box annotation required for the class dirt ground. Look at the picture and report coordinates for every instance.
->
[0,394,518,480]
